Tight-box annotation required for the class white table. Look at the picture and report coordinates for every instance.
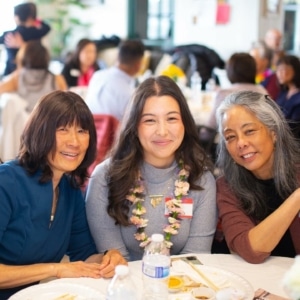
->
[185,90,216,126]
[48,254,293,299]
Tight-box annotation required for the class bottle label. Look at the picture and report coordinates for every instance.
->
[142,263,170,278]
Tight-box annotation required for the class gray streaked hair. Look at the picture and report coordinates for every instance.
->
[216,90,300,219]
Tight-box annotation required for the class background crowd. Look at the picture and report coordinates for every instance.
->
[0,1,300,299]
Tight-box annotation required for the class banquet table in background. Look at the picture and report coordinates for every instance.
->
[184,89,216,126]
[46,253,293,299]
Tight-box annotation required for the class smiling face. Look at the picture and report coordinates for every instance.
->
[137,95,185,168]
[79,42,97,69]
[276,63,295,85]
[47,123,90,182]
[222,105,276,179]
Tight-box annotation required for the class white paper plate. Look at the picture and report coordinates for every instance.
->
[9,282,105,300]
[170,263,254,300]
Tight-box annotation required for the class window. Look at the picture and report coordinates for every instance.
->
[0,1,23,34]
[147,0,173,41]
[128,0,174,48]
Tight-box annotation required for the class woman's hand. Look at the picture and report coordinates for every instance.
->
[55,261,102,279]
[55,249,127,279]
[99,249,128,278]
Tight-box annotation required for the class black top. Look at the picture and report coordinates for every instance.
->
[258,178,296,258]
[0,21,51,76]
[61,61,100,88]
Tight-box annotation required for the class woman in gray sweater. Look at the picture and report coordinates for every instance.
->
[85,75,217,261]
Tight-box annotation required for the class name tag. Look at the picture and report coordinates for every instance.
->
[164,197,193,219]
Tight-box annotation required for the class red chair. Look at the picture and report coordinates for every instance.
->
[82,114,119,192]
[88,114,119,176]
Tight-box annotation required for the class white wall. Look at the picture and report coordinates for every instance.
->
[82,0,283,61]
[39,0,284,61]
[173,0,283,60]
[83,1,128,41]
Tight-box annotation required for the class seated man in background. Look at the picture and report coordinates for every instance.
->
[85,39,145,121]
[264,28,285,69]
[249,41,280,100]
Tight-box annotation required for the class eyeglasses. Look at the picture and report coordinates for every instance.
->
[264,94,273,101]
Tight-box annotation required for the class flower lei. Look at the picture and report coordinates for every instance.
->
[126,159,190,248]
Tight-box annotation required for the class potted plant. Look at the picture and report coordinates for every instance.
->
[35,0,90,59]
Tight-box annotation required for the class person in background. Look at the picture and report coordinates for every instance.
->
[264,28,285,69]
[216,90,300,264]
[249,41,280,100]
[0,90,127,299]
[275,55,300,138]
[85,75,217,261]
[207,52,267,130]
[85,39,145,121]
[0,40,67,112]
[61,38,100,88]
[0,2,51,76]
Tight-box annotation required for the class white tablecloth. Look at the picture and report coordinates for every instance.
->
[48,254,293,299]
[185,90,216,126]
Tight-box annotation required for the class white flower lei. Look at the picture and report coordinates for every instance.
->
[126,159,190,248]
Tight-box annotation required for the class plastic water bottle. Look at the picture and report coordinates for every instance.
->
[206,77,217,91]
[142,233,171,300]
[106,265,137,300]
[190,71,202,102]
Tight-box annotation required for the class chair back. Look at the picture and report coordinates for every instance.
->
[88,114,119,175]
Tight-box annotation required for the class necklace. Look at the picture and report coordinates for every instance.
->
[148,178,173,208]
[50,187,59,222]
[126,159,190,248]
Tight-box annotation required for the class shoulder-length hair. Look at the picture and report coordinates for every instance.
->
[18,90,97,187]
[19,40,50,70]
[107,75,212,225]
[216,90,300,220]
[277,55,300,89]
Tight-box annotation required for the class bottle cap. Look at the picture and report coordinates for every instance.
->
[115,265,129,276]
[151,233,164,242]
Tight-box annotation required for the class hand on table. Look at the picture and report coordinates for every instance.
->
[99,249,128,278]
[55,261,103,279]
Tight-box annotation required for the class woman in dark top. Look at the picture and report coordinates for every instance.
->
[61,38,100,88]
[276,55,300,138]
[215,90,300,263]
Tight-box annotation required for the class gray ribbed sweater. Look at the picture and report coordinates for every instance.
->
[85,159,217,261]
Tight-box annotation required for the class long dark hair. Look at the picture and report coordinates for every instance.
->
[107,75,212,225]
[18,90,97,187]
[216,91,300,220]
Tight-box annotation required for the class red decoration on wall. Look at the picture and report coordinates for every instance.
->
[216,3,231,24]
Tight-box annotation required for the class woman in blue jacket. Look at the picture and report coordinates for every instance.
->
[0,90,126,299]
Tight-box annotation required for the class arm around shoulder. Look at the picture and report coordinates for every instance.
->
[55,74,68,91]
